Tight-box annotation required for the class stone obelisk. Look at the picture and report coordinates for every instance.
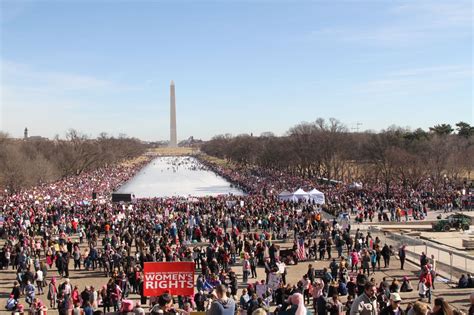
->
[169,80,177,147]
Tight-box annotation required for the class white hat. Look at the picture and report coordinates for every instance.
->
[390,293,402,302]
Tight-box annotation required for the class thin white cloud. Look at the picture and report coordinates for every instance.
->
[392,1,472,26]
[0,60,151,136]
[1,60,114,92]
[0,85,163,140]
[389,65,472,77]
[311,1,472,45]
[355,65,472,95]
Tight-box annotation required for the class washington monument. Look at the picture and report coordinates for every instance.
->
[169,80,177,147]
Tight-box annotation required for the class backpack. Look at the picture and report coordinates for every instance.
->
[5,298,17,311]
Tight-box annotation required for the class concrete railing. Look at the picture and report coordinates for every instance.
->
[368,226,474,283]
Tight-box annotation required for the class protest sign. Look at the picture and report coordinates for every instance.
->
[144,262,195,296]
[268,273,281,290]
[256,284,267,298]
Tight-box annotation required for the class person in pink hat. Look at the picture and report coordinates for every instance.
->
[288,293,307,315]
[400,276,413,292]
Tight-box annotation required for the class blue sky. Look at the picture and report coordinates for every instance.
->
[0,0,472,141]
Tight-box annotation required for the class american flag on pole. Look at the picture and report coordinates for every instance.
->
[297,237,306,260]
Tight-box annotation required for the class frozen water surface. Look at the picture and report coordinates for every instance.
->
[116,156,244,198]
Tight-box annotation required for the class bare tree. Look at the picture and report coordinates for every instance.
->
[0,130,146,193]
[200,119,472,195]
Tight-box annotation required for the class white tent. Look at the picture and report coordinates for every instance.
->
[278,190,297,202]
[308,188,325,204]
[293,188,310,201]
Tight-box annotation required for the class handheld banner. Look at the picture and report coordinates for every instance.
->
[144,262,195,296]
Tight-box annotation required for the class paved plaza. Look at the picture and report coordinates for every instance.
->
[0,233,472,314]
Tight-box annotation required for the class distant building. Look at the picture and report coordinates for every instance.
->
[22,128,47,141]
[148,140,171,148]
[27,136,49,141]
[179,136,203,147]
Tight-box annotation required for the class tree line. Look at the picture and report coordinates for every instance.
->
[0,130,146,193]
[201,119,474,195]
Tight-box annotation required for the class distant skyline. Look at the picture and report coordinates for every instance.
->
[0,0,472,141]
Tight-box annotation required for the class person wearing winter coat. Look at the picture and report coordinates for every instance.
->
[47,277,58,309]
[207,285,236,315]
[350,282,378,315]
[400,277,413,292]
[380,293,405,315]
[24,280,36,307]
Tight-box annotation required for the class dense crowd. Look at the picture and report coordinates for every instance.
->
[0,155,471,315]
[200,160,471,219]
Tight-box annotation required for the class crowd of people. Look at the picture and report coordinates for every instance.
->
[200,159,471,219]
[0,153,471,315]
